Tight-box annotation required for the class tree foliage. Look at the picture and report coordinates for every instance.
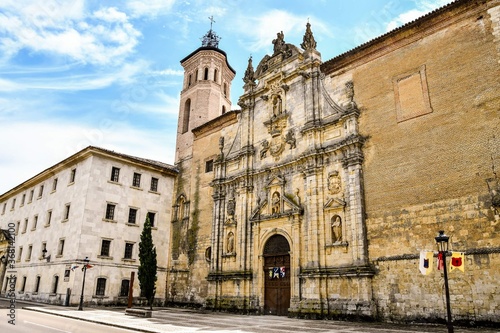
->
[138,215,157,309]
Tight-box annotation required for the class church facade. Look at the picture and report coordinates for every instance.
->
[168,0,500,325]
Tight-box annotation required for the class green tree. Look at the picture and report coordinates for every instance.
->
[138,216,157,310]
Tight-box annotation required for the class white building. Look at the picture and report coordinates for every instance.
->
[0,146,177,306]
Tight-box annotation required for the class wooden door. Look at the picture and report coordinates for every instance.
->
[263,235,290,316]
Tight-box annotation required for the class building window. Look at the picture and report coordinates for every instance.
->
[51,275,59,294]
[41,242,47,259]
[132,173,141,187]
[26,245,32,261]
[64,204,71,220]
[34,276,41,293]
[150,177,159,192]
[96,278,106,296]
[124,242,134,259]
[105,203,116,220]
[120,279,130,297]
[22,218,28,233]
[17,247,23,261]
[58,239,65,256]
[111,167,120,182]
[29,190,34,203]
[147,212,156,227]
[20,276,27,292]
[205,160,214,173]
[214,68,218,82]
[223,83,227,97]
[69,168,76,183]
[38,185,44,198]
[21,194,26,206]
[128,208,137,224]
[2,203,5,214]
[11,198,16,210]
[46,210,52,226]
[52,178,58,191]
[204,67,209,80]
[188,74,192,87]
[100,239,111,257]
[15,221,20,234]
[32,215,38,230]
[222,105,226,114]
[182,99,191,134]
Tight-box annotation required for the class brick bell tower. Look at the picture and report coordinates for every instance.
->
[175,19,236,164]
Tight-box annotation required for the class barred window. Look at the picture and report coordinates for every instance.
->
[105,203,115,220]
[96,278,106,296]
[128,208,137,224]
[124,243,133,259]
[150,177,158,192]
[111,167,120,182]
[133,173,141,187]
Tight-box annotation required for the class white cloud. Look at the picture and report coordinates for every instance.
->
[0,1,141,66]
[0,120,175,195]
[385,0,451,32]
[235,10,326,52]
[126,0,176,18]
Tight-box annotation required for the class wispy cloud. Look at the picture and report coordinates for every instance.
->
[0,1,141,66]
[0,119,175,194]
[126,0,176,18]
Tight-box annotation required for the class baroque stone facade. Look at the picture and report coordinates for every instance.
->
[168,0,500,325]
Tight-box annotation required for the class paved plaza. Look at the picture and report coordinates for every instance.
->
[21,306,500,333]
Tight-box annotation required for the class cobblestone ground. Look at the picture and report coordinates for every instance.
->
[19,306,500,333]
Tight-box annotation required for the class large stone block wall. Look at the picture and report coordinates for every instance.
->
[372,253,500,324]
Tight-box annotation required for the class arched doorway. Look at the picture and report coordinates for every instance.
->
[263,234,290,316]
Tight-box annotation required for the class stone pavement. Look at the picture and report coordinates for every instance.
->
[22,306,500,333]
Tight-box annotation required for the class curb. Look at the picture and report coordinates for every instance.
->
[23,306,159,333]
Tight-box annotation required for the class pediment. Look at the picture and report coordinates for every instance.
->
[324,197,346,211]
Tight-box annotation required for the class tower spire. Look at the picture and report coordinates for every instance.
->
[201,16,221,48]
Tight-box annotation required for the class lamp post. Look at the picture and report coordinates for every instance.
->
[78,257,90,311]
[435,230,454,333]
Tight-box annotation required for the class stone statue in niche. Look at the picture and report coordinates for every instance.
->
[328,172,342,195]
[285,129,296,149]
[260,140,270,159]
[272,95,283,117]
[226,197,235,224]
[271,192,280,214]
[227,232,234,253]
[345,81,356,108]
[331,216,342,243]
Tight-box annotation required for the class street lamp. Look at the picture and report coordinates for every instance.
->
[78,257,90,311]
[435,230,454,333]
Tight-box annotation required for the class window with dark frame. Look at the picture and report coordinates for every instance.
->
[34,276,41,293]
[70,168,76,183]
[38,185,44,198]
[64,204,70,220]
[21,276,27,292]
[21,194,26,206]
[147,212,156,227]
[52,178,58,191]
[46,210,52,226]
[150,177,158,192]
[111,167,120,182]
[96,278,106,296]
[100,239,111,257]
[105,203,116,220]
[124,243,133,259]
[120,279,130,297]
[128,208,137,224]
[29,190,34,202]
[205,159,214,173]
[52,275,59,294]
[132,172,141,187]
[58,239,65,256]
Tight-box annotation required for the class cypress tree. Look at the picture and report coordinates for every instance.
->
[138,215,157,310]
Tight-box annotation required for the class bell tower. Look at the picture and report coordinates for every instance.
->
[175,19,236,163]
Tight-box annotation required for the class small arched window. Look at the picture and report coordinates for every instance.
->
[204,68,209,80]
[214,69,218,83]
[182,99,191,133]
[223,83,227,97]
[195,69,199,81]
[188,74,192,87]
[222,105,226,114]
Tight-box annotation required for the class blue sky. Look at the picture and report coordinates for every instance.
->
[0,0,450,194]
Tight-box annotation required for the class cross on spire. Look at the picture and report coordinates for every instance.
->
[201,16,221,48]
[209,16,215,29]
